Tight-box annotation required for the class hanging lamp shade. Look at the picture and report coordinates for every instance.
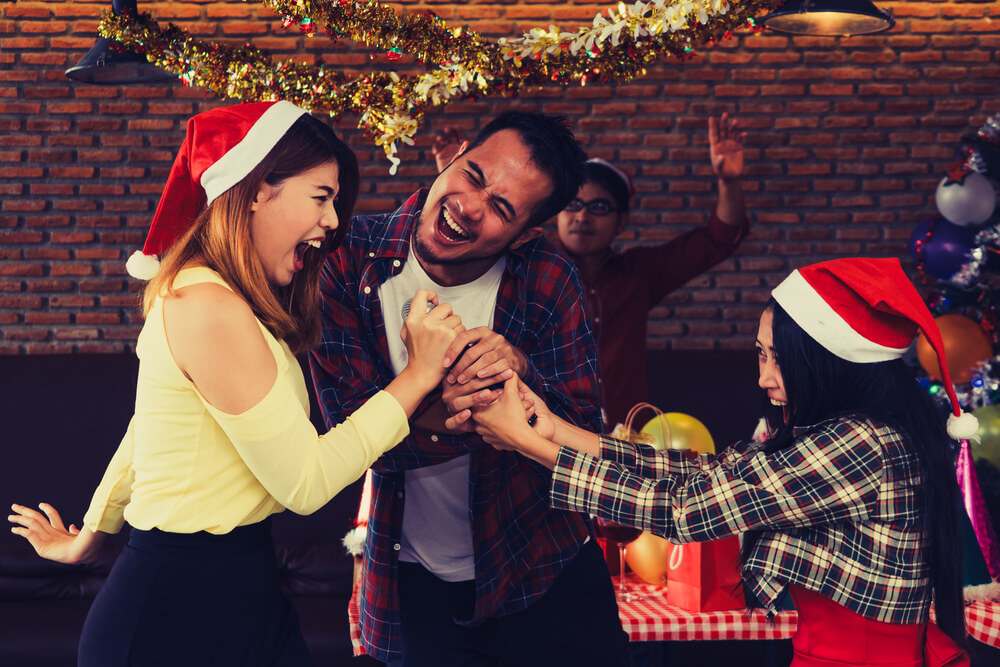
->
[65,0,175,84]
[759,0,895,37]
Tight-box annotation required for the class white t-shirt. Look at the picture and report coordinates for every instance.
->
[379,245,506,582]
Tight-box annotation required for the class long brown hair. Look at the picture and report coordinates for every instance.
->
[142,114,359,354]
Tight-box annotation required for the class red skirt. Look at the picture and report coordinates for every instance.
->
[788,585,969,667]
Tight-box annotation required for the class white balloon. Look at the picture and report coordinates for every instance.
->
[936,172,997,226]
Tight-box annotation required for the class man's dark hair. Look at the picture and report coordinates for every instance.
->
[584,161,631,213]
[465,110,586,227]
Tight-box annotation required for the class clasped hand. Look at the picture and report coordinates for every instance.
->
[445,375,555,451]
[400,289,467,389]
[438,327,527,432]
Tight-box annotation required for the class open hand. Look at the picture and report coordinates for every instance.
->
[9,503,101,564]
[709,112,745,182]
[431,127,468,173]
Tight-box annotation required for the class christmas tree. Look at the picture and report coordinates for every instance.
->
[909,113,1000,584]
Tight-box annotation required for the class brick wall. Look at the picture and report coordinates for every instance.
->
[1,0,999,354]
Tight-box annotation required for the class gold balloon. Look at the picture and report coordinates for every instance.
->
[640,412,715,455]
[624,531,671,586]
[972,404,1000,468]
[916,314,993,384]
[624,413,715,585]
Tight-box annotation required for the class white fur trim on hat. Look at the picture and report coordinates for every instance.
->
[772,270,911,363]
[126,250,161,281]
[200,101,307,205]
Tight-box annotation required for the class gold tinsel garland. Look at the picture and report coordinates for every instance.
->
[99,0,778,171]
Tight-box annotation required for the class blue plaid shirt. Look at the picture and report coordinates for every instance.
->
[309,189,603,661]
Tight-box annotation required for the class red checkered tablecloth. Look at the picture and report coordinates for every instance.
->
[347,572,1000,654]
[958,600,1000,649]
[615,574,797,643]
[617,574,1000,649]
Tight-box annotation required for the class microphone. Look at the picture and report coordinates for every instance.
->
[401,297,434,320]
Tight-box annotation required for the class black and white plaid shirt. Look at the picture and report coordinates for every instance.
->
[550,415,932,623]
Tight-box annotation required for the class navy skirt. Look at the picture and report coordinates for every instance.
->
[78,519,311,667]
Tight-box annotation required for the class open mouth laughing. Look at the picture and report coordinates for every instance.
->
[293,238,324,271]
[437,204,470,243]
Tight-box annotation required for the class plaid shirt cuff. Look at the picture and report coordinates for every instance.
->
[550,446,604,516]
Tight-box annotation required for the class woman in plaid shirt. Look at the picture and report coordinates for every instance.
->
[458,257,973,667]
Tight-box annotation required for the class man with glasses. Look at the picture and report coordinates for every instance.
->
[554,112,749,427]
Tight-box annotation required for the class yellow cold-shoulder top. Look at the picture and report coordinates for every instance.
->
[83,267,408,535]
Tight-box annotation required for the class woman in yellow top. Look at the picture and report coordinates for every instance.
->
[8,101,468,667]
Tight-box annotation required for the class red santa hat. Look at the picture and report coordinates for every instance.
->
[126,100,309,280]
[771,257,979,441]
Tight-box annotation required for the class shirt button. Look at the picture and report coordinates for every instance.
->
[393,543,401,551]
[590,289,596,295]
[594,317,600,324]
[369,252,376,258]
[430,435,439,442]
[396,491,404,499]
[364,286,371,295]
[393,260,401,268]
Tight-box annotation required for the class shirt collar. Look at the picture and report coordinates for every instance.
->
[376,188,427,261]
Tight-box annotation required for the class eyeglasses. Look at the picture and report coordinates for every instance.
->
[564,198,619,216]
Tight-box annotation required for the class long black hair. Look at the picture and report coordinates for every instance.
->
[750,299,965,644]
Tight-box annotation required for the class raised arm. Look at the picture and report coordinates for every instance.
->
[708,111,746,226]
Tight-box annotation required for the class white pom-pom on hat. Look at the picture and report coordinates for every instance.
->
[947,411,980,442]
[125,251,161,281]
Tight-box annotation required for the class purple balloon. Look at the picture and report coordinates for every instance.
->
[909,215,977,280]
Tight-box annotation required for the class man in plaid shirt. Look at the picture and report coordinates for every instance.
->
[309,111,630,665]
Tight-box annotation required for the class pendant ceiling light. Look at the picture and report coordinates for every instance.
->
[759,0,895,37]
[65,0,175,84]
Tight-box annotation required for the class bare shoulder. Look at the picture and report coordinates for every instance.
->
[163,282,277,413]
[166,282,260,347]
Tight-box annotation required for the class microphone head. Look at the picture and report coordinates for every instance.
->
[401,297,433,320]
